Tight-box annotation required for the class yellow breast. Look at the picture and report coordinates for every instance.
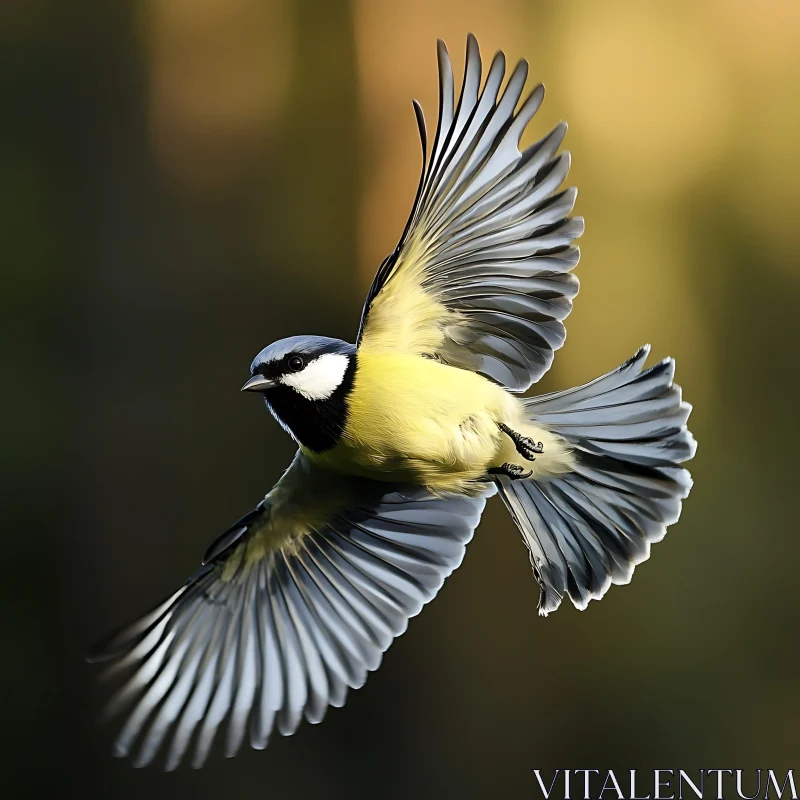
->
[306,350,516,491]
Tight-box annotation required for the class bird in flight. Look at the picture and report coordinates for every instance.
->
[90,35,696,769]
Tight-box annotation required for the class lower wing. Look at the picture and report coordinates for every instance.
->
[88,452,492,769]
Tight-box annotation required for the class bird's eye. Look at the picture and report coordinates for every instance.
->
[287,355,305,372]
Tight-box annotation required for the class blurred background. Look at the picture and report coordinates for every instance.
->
[3,0,800,796]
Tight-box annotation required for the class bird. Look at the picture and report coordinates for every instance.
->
[89,34,696,770]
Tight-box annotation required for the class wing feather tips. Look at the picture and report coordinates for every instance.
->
[357,36,582,391]
[433,39,455,170]
[92,464,489,769]
[508,81,545,141]
[85,588,186,665]
[412,99,427,152]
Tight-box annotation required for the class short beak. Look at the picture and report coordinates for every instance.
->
[241,374,276,393]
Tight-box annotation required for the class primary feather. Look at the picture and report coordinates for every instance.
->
[358,33,583,393]
[89,453,491,769]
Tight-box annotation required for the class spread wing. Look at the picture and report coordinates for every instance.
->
[88,453,491,770]
[357,34,583,393]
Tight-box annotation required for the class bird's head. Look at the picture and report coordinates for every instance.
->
[242,335,356,451]
[242,335,355,399]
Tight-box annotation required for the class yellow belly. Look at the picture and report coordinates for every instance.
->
[305,351,571,494]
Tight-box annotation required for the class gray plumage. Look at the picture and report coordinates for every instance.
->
[499,345,695,615]
[359,33,582,392]
[89,454,491,769]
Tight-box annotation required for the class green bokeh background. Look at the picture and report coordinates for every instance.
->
[3,1,800,797]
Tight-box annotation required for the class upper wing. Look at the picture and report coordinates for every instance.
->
[357,35,584,393]
[88,453,491,770]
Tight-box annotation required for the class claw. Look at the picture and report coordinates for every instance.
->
[518,438,544,460]
[498,423,544,462]
[488,463,533,480]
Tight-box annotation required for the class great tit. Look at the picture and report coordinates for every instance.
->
[90,35,696,769]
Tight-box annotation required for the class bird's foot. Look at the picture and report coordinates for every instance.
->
[488,463,533,481]
[498,422,544,462]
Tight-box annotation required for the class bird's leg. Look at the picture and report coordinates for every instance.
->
[498,422,544,462]
[487,463,533,480]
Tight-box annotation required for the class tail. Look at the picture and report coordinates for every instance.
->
[496,345,696,615]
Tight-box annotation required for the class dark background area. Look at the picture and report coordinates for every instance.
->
[3,0,800,797]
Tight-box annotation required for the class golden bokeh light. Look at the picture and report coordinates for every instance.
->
[353,0,525,279]
[142,0,294,195]
[559,1,732,198]
[728,81,800,274]
[706,0,800,80]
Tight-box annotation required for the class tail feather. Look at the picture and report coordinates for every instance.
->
[497,345,696,615]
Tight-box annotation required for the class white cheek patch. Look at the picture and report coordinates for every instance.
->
[280,353,350,401]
